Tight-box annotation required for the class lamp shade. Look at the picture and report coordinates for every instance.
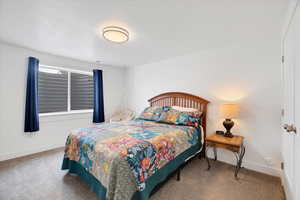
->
[220,104,239,119]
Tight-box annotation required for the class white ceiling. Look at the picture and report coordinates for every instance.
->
[0,0,287,67]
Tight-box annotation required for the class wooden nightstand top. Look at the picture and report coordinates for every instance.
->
[206,134,244,148]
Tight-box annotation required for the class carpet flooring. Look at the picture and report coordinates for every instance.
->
[0,148,284,200]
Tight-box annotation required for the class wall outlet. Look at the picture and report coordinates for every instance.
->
[265,157,273,166]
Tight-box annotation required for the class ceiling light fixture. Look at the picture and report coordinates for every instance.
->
[103,26,129,43]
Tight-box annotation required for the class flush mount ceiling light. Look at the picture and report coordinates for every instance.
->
[103,26,129,43]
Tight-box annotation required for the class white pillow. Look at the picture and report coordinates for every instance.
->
[171,106,198,112]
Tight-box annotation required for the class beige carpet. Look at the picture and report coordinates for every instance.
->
[0,148,284,200]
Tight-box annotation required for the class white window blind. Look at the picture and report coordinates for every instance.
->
[38,70,68,113]
[71,73,93,110]
[38,66,93,115]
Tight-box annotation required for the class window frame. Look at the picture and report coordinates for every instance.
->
[38,64,93,117]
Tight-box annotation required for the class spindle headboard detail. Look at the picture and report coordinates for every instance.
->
[148,92,210,140]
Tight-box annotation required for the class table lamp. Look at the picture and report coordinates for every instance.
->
[220,104,239,138]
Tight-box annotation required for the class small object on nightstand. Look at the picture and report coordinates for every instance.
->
[205,133,245,179]
[216,130,224,135]
[220,104,239,138]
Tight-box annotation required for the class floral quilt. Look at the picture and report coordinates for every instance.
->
[64,119,200,199]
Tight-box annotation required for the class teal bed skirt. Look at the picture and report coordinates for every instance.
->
[62,143,201,200]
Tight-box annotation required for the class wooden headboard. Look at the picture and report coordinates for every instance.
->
[148,92,210,138]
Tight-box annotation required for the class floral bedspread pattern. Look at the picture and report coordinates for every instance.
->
[64,119,200,198]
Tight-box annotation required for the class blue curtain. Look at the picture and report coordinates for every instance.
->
[93,70,105,123]
[24,57,40,132]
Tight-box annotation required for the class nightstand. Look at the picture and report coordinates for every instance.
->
[205,133,245,179]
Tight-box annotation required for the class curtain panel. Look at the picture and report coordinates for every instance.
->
[24,57,40,132]
[93,70,105,123]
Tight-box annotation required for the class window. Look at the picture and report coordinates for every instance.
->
[38,65,93,115]
[38,68,68,113]
[71,73,93,110]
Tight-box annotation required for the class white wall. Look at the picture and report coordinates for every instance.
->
[126,42,282,176]
[0,42,126,161]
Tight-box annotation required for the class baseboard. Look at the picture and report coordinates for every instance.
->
[2,145,281,177]
[242,160,281,177]
[1,144,280,179]
[281,170,294,200]
[0,144,64,162]
[207,155,281,177]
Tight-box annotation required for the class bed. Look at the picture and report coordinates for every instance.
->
[62,92,209,200]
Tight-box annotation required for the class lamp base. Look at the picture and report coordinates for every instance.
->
[224,131,234,138]
[223,119,234,138]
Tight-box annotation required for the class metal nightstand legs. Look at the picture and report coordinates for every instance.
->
[205,145,246,179]
[213,147,217,161]
[233,144,246,179]
[205,147,211,170]
[205,146,217,171]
